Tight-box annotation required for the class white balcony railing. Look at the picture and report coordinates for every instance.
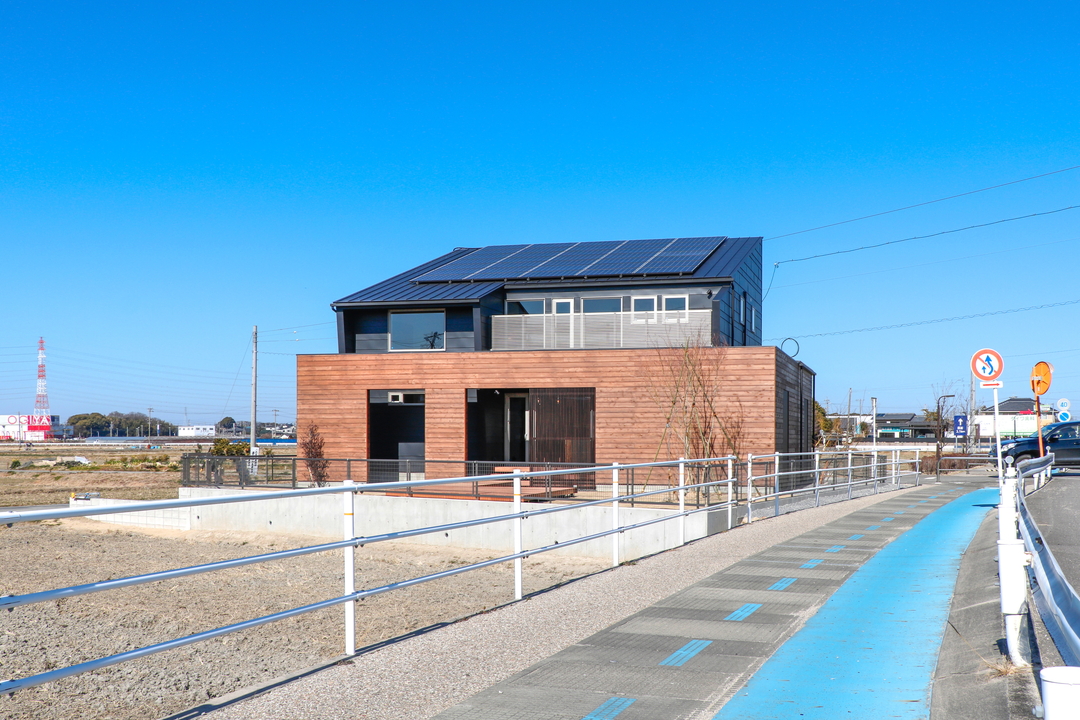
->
[491,309,713,351]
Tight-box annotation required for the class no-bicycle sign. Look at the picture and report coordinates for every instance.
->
[971,348,1004,382]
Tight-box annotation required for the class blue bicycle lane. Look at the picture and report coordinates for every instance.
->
[434,484,998,720]
[713,485,998,719]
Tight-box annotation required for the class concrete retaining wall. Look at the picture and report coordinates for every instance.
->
[69,497,191,531]
[76,487,739,560]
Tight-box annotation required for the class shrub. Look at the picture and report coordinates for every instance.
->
[9,460,20,470]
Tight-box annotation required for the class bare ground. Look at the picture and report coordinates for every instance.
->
[0,518,605,720]
[0,470,183,507]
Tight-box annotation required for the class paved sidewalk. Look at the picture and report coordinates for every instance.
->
[434,483,986,720]
[182,476,1041,720]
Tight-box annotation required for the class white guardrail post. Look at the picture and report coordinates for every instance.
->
[773,455,781,517]
[678,458,686,546]
[513,470,523,601]
[846,449,853,500]
[813,451,821,507]
[999,462,1029,667]
[611,463,620,567]
[726,457,734,531]
[343,474,356,656]
[745,454,754,524]
[915,449,922,485]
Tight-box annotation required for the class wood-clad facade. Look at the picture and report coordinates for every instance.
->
[297,346,814,478]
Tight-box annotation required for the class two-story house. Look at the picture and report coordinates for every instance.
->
[297,236,814,481]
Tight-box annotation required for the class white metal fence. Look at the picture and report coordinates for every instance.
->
[0,450,923,697]
[491,308,713,350]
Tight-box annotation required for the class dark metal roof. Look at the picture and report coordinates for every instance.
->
[333,236,762,307]
[695,237,760,278]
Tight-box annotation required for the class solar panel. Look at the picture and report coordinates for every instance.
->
[636,237,724,274]
[579,238,671,276]
[461,243,577,280]
[412,245,530,282]
[412,237,726,282]
[528,241,625,278]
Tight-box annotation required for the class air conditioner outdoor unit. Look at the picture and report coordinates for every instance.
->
[388,392,404,404]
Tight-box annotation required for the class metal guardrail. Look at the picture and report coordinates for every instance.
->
[1010,453,1080,665]
[0,450,923,698]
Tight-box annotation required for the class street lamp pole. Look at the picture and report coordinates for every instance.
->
[936,394,955,483]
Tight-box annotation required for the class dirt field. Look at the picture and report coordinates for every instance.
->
[0,469,183,507]
[0,517,606,720]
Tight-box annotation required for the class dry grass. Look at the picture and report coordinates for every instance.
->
[0,469,182,507]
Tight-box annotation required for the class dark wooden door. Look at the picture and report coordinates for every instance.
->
[529,388,595,465]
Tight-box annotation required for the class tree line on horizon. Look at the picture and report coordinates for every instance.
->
[66,411,178,437]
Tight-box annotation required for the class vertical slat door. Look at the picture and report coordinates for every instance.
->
[529,387,596,487]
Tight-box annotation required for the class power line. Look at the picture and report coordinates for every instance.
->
[774,204,1078,266]
[769,297,1080,340]
[765,164,1080,241]
[762,204,1079,299]
[262,321,335,333]
[769,234,1078,292]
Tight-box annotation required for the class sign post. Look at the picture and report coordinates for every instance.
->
[1030,361,1053,457]
[971,349,1005,481]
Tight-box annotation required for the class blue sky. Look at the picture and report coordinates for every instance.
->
[2,1,1078,425]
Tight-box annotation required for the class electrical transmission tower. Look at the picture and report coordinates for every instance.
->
[34,337,49,416]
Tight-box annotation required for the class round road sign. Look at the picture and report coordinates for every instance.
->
[1031,361,1054,396]
[1057,398,1071,411]
[1059,411,1072,422]
[971,349,1004,381]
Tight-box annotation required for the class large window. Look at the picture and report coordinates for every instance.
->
[389,311,445,351]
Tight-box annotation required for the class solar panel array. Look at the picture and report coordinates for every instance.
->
[412,237,725,283]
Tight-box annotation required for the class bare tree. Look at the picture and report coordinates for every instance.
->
[645,332,745,501]
[923,381,960,475]
[300,423,330,487]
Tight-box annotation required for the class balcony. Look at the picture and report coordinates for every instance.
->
[491,309,713,351]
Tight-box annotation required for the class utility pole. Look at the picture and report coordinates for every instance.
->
[871,396,878,480]
[147,407,153,448]
[871,397,878,450]
[968,375,976,454]
[846,388,853,445]
[250,326,258,453]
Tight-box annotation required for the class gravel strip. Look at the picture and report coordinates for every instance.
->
[208,485,924,720]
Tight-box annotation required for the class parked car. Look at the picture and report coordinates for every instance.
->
[991,421,1080,467]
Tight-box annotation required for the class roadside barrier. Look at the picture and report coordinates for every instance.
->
[1011,455,1080,666]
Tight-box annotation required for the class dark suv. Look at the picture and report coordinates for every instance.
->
[992,421,1080,467]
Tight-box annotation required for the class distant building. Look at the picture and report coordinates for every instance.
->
[0,414,57,442]
[178,425,216,438]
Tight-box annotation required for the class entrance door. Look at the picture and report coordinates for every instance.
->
[505,393,530,462]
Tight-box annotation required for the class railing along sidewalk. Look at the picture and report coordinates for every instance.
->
[0,449,919,698]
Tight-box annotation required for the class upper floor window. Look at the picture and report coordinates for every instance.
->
[389,311,445,351]
[582,297,621,313]
[663,295,688,323]
[506,300,544,315]
[750,305,757,333]
[631,297,656,324]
